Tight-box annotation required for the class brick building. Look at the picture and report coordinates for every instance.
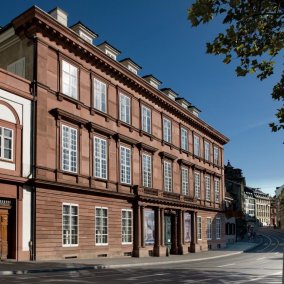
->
[0,6,229,260]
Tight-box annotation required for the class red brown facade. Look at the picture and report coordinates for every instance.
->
[0,6,229,260]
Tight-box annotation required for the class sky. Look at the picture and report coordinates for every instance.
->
[1,1,283,196]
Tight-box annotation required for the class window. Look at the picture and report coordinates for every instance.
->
[194,171,201,199]
[164,160,172,192]
[0,127,13,160]
[7,57,25,77]
[207,218,212,240]
[216,218,221,239]
[62,60,78,99]
[141,105,151,134]
[119,93,131,124]
[62,203,78,246]
[214,146,219,165]
[181,127,188,151]
[205,175,211,201]
[106,50,116,60]
[194,135,200,156]
[62,125,77,173]
[122,209,132,244]
[197,216,202,240]
[214,178,220,202]
[163,118,171,143]
[120,146,131,184]
[204,141,210,161]
[94,79,107,113]
[96,207,108,245]
[142,153,152,188]
[181,167,189,195]
[94,137,107,179]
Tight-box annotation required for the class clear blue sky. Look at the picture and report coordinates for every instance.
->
[1,1,283,196]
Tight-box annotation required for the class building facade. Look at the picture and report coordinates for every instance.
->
[0,6,229,260]
[254,189,270,226]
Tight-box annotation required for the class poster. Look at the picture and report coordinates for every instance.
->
[144,209,155,245]
[184,212,191,243]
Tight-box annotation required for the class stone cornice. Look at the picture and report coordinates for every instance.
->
[11,6,229,145]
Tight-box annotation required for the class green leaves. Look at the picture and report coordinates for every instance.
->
[188,0,284,134]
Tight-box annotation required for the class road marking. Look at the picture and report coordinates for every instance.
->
[232,271,282,283]
[256,257,265,260]
[217,263,235,267]
[126,273,170,280]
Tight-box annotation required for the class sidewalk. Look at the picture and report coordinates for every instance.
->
[0,240,260,276]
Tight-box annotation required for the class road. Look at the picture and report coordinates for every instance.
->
[0,227,283,284]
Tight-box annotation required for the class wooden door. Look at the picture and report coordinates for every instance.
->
[0,209,9,260]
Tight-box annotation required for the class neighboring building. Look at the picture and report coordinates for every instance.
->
[224,191,236,244]
[270,196,277,227]
[275,185,284,228]
[0,6,229,260]
[244,187,256,226]
[254,189,270,226]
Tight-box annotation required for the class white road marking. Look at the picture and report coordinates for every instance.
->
[232,271,282,284]
[217,263,235,267]
[256,257,265,260]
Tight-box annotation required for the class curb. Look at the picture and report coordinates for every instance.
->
[0,246,258,276]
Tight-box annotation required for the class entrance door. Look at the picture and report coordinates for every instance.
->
[0,209,9,260]
[164,215,172,252]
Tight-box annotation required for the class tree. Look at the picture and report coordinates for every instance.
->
[188,0,284,133]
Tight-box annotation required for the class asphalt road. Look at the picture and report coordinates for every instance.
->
[1,227,283,284]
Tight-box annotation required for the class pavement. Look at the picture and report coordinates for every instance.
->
[0,239,261,276]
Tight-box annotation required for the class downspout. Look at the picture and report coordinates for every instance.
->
[30,34,37,261]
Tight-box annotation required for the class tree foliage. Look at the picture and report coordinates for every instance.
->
[188,0,284,133]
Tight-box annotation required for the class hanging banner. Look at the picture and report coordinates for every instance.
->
[184,212,191,243]
[144,209,155,245]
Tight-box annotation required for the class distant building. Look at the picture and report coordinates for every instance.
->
[254,189,270,226]
[275,185,284,228]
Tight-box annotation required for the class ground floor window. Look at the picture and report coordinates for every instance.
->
[197,216,202,240]
[96,207,108,245]
[216,218,221,239]
[62,203,78,246]
[122,209,132,244]
[207,218,212,240]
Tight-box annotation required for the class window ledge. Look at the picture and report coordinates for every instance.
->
[56,92,84,110]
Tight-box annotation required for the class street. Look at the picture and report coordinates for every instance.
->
[0,227,283,284]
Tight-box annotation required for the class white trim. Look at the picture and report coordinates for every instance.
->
[93,136,107,179]
[120,145,131,184]
[95,206,108,246]
[121,209,133,245]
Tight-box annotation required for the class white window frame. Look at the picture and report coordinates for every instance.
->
[62,203,79,247]
[94,78,107,113]
[62,60,78,99]
[141,105,151,134]
[95,207,108,246]
[204,141,210,161]
[205,175,211,201]
[214,146,219,165]
[194,135,200,156]
[61,125,77,173]
[119,93,131,124]
[105,49,116,60]
[181,127,188,151]
[194,171,201,199]
[120,146,131,184]
[94,136,107,179]
[163,117,171,143]
[197,216,202,240]
[142,153,152,188]
[0,126,13,161]
[216,217,221,240]
[207,218,212,240]
[164,160,172,192]
[181,167,189,195]
[121,209,132,244]
[214,178,220,203]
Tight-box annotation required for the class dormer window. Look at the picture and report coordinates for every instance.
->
[70,22,98,45]
[161,88,178,101]
[120,58,141,75]
[143,75,162,89]
[97,41,121,61]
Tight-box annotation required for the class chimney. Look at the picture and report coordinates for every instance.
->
[49,7,68,27]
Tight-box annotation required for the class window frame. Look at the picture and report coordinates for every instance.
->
[141,105,152,134]
[163,117,172,143]
[0,126,13,161]
[205,175,211,201]
[216,217,221,240]
[194,171,201,199]
[93,77,107,113]
[181,166,189,196]
[213,145,219,165]
[119,92,131,125]
[61,59,79,100]
[164,160,172,192]
[142,152,152,188]
[95,206,108,246]
[207,217,212,240]
[197,216,202,240]
[120,145,132,185]
[214,178,220,203]
[61,124,78,174]
[93,136,107,179]
[121,209,133,244]
[180,126,189,152]
[62,203,79,247]
[193,134,200,157]
[204,140,210,162]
